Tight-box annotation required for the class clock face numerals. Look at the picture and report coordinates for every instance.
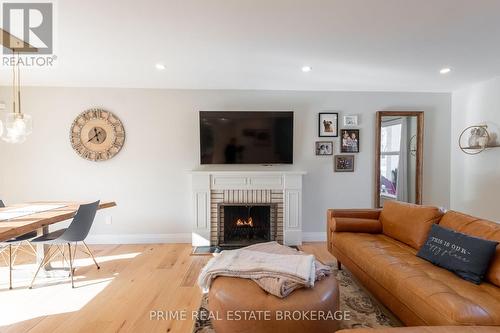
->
[70,109,125,161]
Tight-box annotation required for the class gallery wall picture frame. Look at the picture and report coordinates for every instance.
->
[319,112,339,137]
[340,129,360,153]
[334,155,355,172]
[343,115,358,126]
[315,141,333,155]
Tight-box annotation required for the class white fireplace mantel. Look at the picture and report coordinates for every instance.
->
[190,169,306,246]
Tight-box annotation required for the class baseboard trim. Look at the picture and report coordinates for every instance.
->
[85,233,192,244]
[85,232,326,245]
[302,232,327,242]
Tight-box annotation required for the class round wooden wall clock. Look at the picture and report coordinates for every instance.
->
[70,108,125,161]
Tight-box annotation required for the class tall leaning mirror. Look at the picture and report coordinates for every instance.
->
[375,111,424,208]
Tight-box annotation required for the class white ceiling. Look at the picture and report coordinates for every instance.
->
[1,0,500,92]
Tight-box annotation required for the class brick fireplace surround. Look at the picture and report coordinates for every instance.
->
[190,170,305,246]
[213,190,282,245]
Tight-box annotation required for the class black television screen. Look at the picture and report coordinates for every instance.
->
[200,111,294,164]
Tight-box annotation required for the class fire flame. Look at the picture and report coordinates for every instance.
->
[235,217,253,227]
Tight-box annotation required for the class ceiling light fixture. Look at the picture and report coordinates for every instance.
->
[0,102,4,138]
[1,52,32,144]
[155,63,166,71]
[440,67,452,74]
[301,66,312,73]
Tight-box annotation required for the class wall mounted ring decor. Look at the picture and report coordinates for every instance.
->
[458,124,499,155]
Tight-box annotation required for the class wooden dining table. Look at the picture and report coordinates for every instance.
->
[0,201,116,242]
[0,201,116,270]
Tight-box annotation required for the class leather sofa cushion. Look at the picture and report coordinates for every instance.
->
[380,201,443,250]
[332,232,500,326]
[337,326,500,333]
[439,211,500,288]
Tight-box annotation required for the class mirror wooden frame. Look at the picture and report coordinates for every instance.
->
[375,111,424,208]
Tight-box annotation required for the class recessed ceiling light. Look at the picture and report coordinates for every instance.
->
[301,66,312,73]
[155,63,166,71]
[440,67,452,74]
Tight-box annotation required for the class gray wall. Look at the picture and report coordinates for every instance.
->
[0,87,451,241]
[451,77,500,222]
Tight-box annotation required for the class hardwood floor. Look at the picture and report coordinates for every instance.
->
[0,242,332,333]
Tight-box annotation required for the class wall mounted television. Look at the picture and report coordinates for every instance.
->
[200,111,294,164]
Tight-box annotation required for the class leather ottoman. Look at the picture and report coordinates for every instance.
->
[208,274,340,333]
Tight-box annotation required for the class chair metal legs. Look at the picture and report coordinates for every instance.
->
[0,246,8,266]
[55,245,71,273]
[1,242,38,290]
[9,245,12,290]
[82,241,100,269]
[25,241,37,256]
[29,245,59,289]
[68,243,74,288]
[29,242,99,289]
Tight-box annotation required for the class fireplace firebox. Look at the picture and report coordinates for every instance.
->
[217,203,277,246]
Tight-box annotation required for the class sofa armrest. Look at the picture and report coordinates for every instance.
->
[327,209,382,252]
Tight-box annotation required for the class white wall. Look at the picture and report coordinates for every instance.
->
[451,77,500,222]
[0,87,451,242]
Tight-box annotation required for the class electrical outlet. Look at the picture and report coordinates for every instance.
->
[105,216,113,225]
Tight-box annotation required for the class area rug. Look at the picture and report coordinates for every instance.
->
[193,265,402,332]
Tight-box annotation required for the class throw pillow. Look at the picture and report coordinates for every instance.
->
[417,224,499,284]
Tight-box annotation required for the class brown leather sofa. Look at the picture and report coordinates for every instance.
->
[327,201,500,327]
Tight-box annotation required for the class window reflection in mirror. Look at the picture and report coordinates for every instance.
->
[376,112,423,207]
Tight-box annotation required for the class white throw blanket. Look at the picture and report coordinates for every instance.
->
[197,242,331,298]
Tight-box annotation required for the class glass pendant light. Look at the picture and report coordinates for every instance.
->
[2,52,32,144]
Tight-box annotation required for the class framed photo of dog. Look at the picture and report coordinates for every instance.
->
[319,112,338,137]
